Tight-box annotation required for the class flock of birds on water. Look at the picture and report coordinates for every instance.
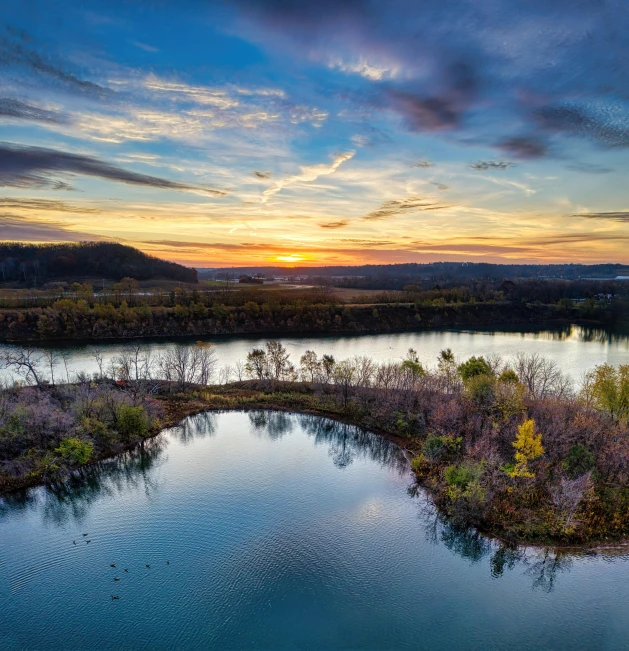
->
[71,532,170,601]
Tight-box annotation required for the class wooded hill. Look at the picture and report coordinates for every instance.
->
[0,242,197,285]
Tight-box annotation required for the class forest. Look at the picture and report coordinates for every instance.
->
[1,340,629,546]
[0,277,626,342]
[0,242,197,285]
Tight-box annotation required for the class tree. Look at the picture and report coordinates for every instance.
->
[509,419,544,478]
[55,437,94,465]
[300,350,321,382]
[458,356,493,381]
[1,348,44,385]
[265,341,294,380]
[581,363,629,422]
[321,355,336,382]
[245,348,268,380]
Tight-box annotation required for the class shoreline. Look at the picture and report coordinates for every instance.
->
[2,380,628,554]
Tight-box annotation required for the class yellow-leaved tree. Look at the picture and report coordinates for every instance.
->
[509,418,544,478]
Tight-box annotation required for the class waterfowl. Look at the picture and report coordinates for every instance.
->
[166,560,170,565]
[73,541,76,545]
[114,578,120,581]
[86,540,91,543]
[111,596,119,600]
[110,564,116,568]
[82,533,88,537]
[146,564,150,568]
[124,569,129,573]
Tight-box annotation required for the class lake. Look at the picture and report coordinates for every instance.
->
[1,411,629,650]
[2,324,629,385]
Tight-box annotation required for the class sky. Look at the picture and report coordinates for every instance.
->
[2,0,629,268]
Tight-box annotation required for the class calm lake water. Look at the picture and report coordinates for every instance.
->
[2,324,629,384]
[1,411,629,650]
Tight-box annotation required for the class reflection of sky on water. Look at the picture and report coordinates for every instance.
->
[2,411,629,649]
[2,325,629,385]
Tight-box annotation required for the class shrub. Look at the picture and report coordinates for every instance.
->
[466,374,496,407]
[458,356,493,381]
[55,437,94,465]
[499,369,519,384]
[562,444,595,479]
[423,435,445,461]
[116,404,150,439]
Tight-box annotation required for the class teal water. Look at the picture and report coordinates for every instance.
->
[1,411,629,650]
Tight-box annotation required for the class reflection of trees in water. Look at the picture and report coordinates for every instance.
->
[297,413,408,472]
[171,412,217,445]
[419,506,573,590]
[247,410,293,440]
[0,435,168,526]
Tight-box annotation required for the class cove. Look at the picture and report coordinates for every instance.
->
[2,411,629,650]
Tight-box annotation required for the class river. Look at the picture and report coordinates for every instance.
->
[1,411,628,650]
[1,324,629,384]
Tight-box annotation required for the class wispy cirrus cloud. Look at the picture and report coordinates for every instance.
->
[363,196,450,220]
[574,211,629,222]
[262,152,355,203]
[0,98,64,123]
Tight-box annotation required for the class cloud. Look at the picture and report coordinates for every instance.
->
[0,31,110,96]
[231,0,629,158]
[470,160,512,171]
[499,136,547,159]
[574,212,629,222]
[0,198,100,213]
[319,220,349,229]
[0,214,105,242]
[363,196,450,220]
[0,98,64,123]
[262,151,354,203]
[536,103,629,148]
[566,163,614,174]
[0,142,227,196]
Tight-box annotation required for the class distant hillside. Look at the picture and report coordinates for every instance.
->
[0,242,197,285]
[201,262,629,284]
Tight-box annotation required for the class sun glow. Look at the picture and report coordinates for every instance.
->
[274,254,308,263]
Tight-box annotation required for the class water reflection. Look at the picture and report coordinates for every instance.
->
[0,410,603,594]
[0,435,168,524]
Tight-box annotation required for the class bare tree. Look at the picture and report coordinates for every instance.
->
[1,348,44,385]
[551,473,592,530]
[92,350,105,379]
[42,349,60,386]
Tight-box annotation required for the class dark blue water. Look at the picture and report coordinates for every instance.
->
[1,411,629,650]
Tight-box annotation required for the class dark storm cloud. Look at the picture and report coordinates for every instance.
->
[0,143,227,196]
[232,0,629,157]
[0,98,64,123]
[363,196,450,220]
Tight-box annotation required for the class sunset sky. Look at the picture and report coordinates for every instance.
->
[2,0,629,267]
